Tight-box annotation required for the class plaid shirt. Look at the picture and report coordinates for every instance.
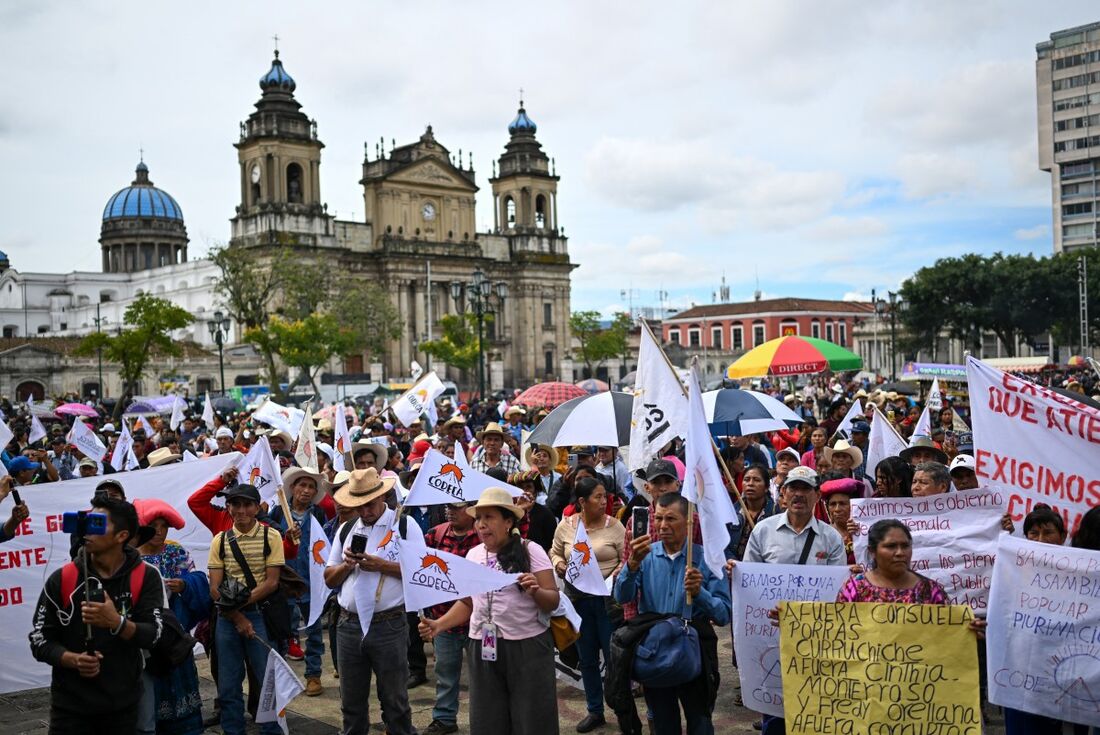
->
[469,449,521,475]
[424,522,482,632]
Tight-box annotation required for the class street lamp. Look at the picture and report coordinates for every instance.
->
[93,303,107,399]
[207,310,232,395]
[883,291,907,381]
[451,267,508,399]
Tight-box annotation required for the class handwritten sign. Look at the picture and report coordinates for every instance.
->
[967,356,1100,533]
[987,534,1100,727]
[851,487,1004,610]
[780,602,979,735]
[731,563,851,717]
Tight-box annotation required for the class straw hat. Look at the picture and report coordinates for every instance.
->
[899,436,948,465]
[443,415,467,429]
[825,439,863,468]
[524,443,559,468]
[466,486,525,520]
[267,430,294,448]
[331,470,352,491]
[477,422,506,440]
[343,441,387,471]
[148,447,182,467]
[281,466,330,505]
[333,468,395,508]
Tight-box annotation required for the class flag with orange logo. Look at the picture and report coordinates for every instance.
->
[235,435,282,503]
[565,519,608,597]
[390,371,446,427]
[404,448,525,506]
[256,646,304,735]
[306,514,331,628]
[399,540,518,612]
[332,401,352,472]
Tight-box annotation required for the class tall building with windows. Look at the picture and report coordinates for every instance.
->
[1037,22,1100,253]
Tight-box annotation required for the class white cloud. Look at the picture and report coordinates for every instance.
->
[807,216,889,241]
[895,152,981,200]
[1014,224,1050,240]
[842,291,869,301]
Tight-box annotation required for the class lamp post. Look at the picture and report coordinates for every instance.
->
[207,311,232,395]
[451,267,508,400]
[883,291,907,380]
[93,303,106,398]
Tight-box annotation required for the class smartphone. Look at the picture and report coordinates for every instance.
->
[11,490,21,506]
[632,507,649,539]
[567,453,579,470]
[350,533,368,555]
[86,578,106,604]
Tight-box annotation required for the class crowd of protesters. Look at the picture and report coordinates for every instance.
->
[4,367,1100,735]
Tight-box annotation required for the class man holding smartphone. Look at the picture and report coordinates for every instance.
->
[0,476,30,543]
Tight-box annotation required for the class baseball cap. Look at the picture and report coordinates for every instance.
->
[101,423,116,434]
[215,427,234,439]
[645,458,678,482]
[217,484,262,504]
[572,446,596,457]
[95,478,126,498]
[78,457,99,470]
[776,447,801,463]
[782,466,819,489]
[949,454,976,476]
[851,420,870,434]
[8,456,40,474]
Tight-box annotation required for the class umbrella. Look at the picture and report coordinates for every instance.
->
[513,382,589,409]
[122,400,165,417]
[702,388,803,437]
[56,402,99,418]
[1050,387,1100,412]
[726,336,862,379]
[211,396,240,413]
[1067,355,1087,368]
[875,381,919,396]
[312,404,357,421]
[575,378,609,395]
[527,392,634,448]
[615,370,638,389]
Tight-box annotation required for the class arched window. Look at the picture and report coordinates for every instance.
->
[535,194,547,228]
[286,163,303,203]
[505,196,516,226]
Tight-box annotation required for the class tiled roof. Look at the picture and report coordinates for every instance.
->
[668,297,874,321]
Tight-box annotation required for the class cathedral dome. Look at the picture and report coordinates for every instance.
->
[259,51,296,93]
[508,105,537,135]
[102,162,184,221]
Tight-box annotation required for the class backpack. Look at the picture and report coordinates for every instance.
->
[59,561,196,675]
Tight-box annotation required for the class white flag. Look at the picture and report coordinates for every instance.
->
[110,423,140,471]
[0,420,13,453]
[295,409,318,471]
[912,405,932,438]
[498,399,508,419]
[202,392,215,429]
[399,541,518,612]
[410,360,424,381]
[66,420,107,462]
[404,448,525,506]
[628,324,688,472]
[865,405,907,477]
[390,372,446,428]
[834,399,864,440]
[135,415,155,435]
[181,451,199,463]
[253,399,306,438]
[565,519,609,597]
[681,364,738,577]
[29,415,47,445]
[256,648,304,735]
[306,515,331,628]
[236,436,282,503]
[332,404,352,472]
[169,395,186,432]
[926,378,943,412]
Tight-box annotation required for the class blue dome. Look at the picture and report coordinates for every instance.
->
[260,51,296,93]
[508,106,537,135]
[102,163,183,222]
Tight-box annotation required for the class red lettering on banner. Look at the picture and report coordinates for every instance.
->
[12,518,32,537]
[975,450,1100,509]
[0,547,48,571]
[0,587,24,606]
[986,385,1099,440]
[45,515,63,533]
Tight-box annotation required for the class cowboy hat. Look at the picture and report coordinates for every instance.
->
[899,436,949,465]
[503,406,526,418]
[343,441,387,471]
[333,468,396,508]
[147,447,182,467]
[466,486,525,520]
[443,415,467,428]
[399,461,423,488]
[476,422,506,440]
[524,443,559,468]
[266,430,294,448]
[282,466,330,505]
[314,418,333,433]
[331,470,352,491]
[825,439,863,468]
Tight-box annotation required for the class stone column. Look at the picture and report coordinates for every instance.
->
[560,357,574,384]
[370,362,384,384]
[490,358,504,393]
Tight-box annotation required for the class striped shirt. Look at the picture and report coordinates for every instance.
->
[208,521,285,586]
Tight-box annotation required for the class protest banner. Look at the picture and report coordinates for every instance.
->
[305,515,331,628]
[864,405,906,477]
[390,372,446,428]
[731,563,851,717]
[398,542,518,612]
[851,487,1004,610]
[565,519,609,597]
[628,321,688,472]
[236,435,282,503]
[987,534,1100,727]
[967,355,1100,532]
[0,453,238,694]
[253,398,307,438]
[404,448,524,506]
[66,419,107,462]
[780,602,979,735]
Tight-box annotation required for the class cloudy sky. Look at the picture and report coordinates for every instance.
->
[1,2,1093,316]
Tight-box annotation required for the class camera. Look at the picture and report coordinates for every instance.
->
[62,511,108,537]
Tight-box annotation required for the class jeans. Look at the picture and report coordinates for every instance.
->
[644,676,714,735]
[336,613,414,735]
[290,594,325,678]
[431,630,467,725]
[1004,708,1094,735]
[215,609,282,735]
[407,611,427,677]
[573,595,611,715]
[51,705,138,734]
[137,668,155,734]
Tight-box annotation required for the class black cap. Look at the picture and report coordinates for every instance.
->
[645,458,678,482]
[95,478,126,499]
[851,420,870,434]
[571,445,595,457]
[217,484,262,503]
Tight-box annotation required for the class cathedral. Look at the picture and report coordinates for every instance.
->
[0,48,576,397]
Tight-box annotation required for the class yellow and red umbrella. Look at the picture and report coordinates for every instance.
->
[726,336,862,379]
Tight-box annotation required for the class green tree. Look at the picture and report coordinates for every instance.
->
[75,294,194,394]
[248,314,358,393]
[420,313,487,378]
[329,275,403,359]
[1050,247,1100,351]
[570,310,630,377]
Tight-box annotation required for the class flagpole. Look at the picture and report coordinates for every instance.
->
[637,319,755,531]
[276,487,297,533]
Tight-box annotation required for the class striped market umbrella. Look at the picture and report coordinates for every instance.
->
[513,381,589,409]
[527,391,634,448]
[702,389,803,437]
[726,336,862,379]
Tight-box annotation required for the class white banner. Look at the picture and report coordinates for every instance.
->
[404,449,524,506]
[253,399,307,439]
[169,394,186,432]
[109,422,139,472]
[202,391,216,429]
[927,377,943,412]
[66,420,107,462]
[967,355,1100,533]
[851,487,1005,610]
[256,647,304,735]
[834,399,864,440]
[305,515,331,628]
[864,405,907,477]
[1,454,238,694]
[294,409,318,472]
[987,534,1100,727]
[391,372,446,428]
[332,402,352,473]
[731,562,851,717]
[565,519,609,597]
[628,324,688,472]
[29,415,47,445]
[399,542,518,612]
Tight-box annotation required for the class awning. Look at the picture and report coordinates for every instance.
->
[899,362,968,382]
[983,356,1053,374]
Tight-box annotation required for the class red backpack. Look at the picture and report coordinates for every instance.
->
[59,562,146,610]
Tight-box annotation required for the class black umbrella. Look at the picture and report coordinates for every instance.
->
[212,396,240,413]
[527,392,634,448]
[1050,387,1100,412]
[876,381,919,396]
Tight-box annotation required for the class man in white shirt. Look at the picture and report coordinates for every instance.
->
[324,468,424,735]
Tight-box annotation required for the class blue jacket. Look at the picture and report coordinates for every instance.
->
[614,541,731,625]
